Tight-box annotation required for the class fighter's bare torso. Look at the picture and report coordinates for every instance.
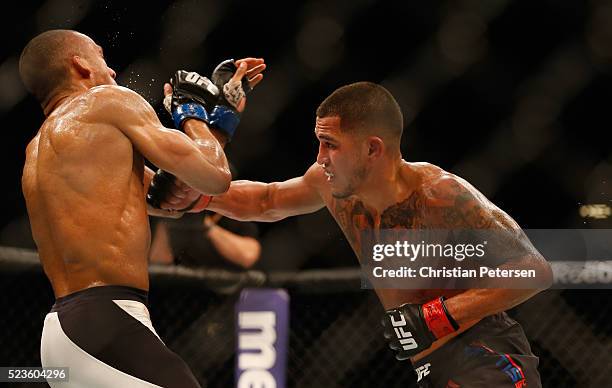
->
[317,163,465,303]
[312,161,514,359]
[22,87,151,298]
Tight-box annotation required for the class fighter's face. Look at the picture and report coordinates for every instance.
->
[80,35,116,86]
[315,116,368,199]
[90,42,117,86]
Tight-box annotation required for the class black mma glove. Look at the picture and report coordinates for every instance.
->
[146,169,173,210]
[381,297,459,360]
[149,70,219,210]
[146,169,206,211]
[207,59,251,141]
[163,70,219,130]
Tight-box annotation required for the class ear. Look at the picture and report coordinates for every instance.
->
[71,55,91,79]
[366,136,384,159]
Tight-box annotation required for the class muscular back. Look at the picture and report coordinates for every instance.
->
[22,88,150,297]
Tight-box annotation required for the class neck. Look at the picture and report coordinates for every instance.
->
[43,94,71,116]
[43,81,91,116]
[354,157,412,213]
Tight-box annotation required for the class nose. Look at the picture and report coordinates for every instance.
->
[317,144,329,167]
[109,68,116,79]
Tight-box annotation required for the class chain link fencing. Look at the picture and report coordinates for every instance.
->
[0,247,610,387]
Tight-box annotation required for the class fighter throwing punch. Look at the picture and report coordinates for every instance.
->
[155,82,553,387]
[20,29,264,387]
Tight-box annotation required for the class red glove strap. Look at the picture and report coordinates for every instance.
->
[422,297,458,339]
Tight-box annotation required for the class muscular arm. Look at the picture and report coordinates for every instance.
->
[425,175,553,326]
[207,163,326,222]
[92,85,231,195]
[205,221,261,268]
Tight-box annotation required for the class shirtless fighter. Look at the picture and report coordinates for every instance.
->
[19,29,264,387]
[156,82,553,387]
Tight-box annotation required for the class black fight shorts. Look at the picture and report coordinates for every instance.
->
[40,285,201,387]
[412,312,540,388]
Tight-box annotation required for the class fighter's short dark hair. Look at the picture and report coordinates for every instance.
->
[19,30,77,103]
[316,82,404,141]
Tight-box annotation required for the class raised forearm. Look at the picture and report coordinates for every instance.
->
[179,120,231,194]
[184,119,228,148]
[206,226,261,268]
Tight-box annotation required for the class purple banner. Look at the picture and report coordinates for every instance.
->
[235,288,289,388]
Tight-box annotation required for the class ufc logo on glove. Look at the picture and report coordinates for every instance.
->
[382,298,459,360]
[390,312,418,350]
[181,71,219,96]
[185,72,208,86]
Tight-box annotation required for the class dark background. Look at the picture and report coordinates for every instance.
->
[0,0,610,269]
[0,2,611,387]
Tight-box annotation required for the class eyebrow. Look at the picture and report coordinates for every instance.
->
[317,134,337,142]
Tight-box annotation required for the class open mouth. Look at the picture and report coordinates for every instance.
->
[324,170,334,181]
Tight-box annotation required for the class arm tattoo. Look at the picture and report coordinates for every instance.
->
[437,181,495,229]
[329,177,512,258]
[444,192,494,228]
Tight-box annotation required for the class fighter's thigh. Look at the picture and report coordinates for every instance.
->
[44,299,201,388]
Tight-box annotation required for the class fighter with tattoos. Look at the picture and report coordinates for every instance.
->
[152,82,552,387]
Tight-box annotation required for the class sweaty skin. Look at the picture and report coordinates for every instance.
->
[206,162,548,359]
[163,116,551,361]
[22,85,231,298]
[23,90,149,297]
[20,32,265,299]
[321,162,497,358]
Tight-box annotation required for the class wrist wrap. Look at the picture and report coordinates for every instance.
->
[422,297,459,339]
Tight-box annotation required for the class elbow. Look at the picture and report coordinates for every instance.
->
[539,257,554,291]
[204,168,232,196]
[216,168,232,194]
[238,240,262,269]
[524,254,553,294]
